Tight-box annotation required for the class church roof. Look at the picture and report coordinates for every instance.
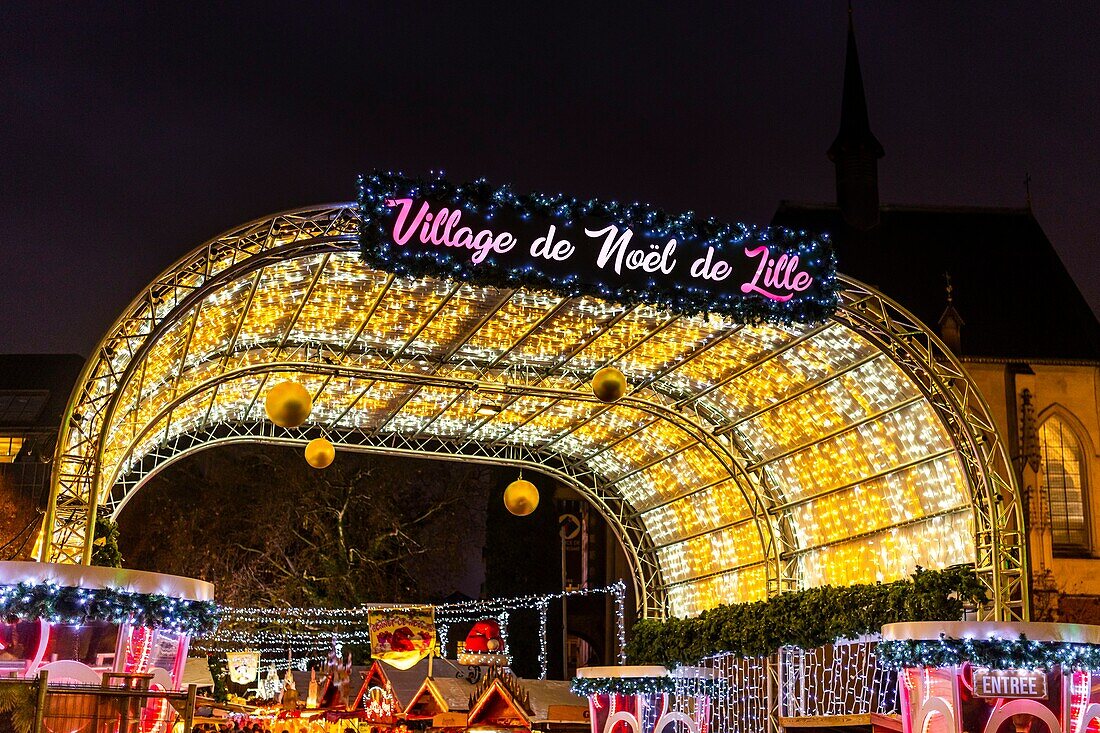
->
[772,202,1100,361]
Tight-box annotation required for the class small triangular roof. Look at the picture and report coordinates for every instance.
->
[467,677,531,729]
[350,661,403,719]
[405,677,450,719]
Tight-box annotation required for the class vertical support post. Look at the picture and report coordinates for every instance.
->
[799,647,807,716]
[182,684,198,731]
[767,653,781,733]
[32,670,49,733]
[561,536,569,679]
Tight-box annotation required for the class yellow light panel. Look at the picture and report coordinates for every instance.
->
[90,250,983,618]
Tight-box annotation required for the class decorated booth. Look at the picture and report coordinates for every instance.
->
[0,560,216,687]
[349,661,403,727]
[573,666,716,733]
[879,622,1100,733]
[0,560,216,733]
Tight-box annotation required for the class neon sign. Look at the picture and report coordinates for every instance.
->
[358,172,837,323]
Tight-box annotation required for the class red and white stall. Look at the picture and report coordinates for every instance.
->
[882,622,1100,733]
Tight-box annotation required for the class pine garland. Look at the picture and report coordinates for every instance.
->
[878,636,1100,671]
[570,675,727,697]
[626,566,987,666]
[0,582,220,635]
[570,676,676,696]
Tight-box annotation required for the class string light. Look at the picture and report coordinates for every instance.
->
[537,601,549,681]
[702,653,768,733]
[219,581,626,625]
[204,582,627,677]
[779,641,896,717]
[878,636,1100,671]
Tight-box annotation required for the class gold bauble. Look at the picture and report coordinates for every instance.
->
[264,381,312,428]
[503,479,539,517]
[591,366,628,403]
[304,438,336,469]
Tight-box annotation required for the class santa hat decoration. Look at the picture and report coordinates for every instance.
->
[464,619,504,653]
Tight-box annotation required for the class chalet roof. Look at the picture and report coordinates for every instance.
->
[426,675,479,712]
[382,657,469,708]
[772,202,1100,361]
[519,680,587,722]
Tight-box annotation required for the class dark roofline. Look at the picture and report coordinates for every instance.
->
[777,200,1033,216]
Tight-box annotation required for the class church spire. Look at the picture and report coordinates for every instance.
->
[828,6,884,230]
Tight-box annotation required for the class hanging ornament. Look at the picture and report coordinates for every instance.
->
[304,437,335,468]
[265,381,313,428]
[591,366,628,403]
[503,478,539,516]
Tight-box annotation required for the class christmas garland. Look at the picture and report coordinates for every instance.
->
[0,582,220,635]
[570,675,727,697]
[570,676,676,696]
[877,636,1100,671]
[357,170,838,325]
[626,566,987,666]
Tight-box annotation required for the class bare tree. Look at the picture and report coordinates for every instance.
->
[118,445,492,607]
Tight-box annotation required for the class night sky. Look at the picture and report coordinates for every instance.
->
[2,3,1097,355]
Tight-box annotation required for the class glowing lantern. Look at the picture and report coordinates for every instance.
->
[503,479,539,516]
[304,438,335,469]
[264,381,312,428]
[591,367,628,403]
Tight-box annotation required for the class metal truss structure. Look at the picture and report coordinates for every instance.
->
[41,203,1029,620]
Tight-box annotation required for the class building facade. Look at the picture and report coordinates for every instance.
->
[0,354,84,560]
[773,13,1100,621]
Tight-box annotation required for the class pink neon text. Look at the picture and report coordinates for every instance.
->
[386,198,517,265]
[739,246,814,302]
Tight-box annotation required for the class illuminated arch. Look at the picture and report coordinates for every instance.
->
[42,203,1028,619]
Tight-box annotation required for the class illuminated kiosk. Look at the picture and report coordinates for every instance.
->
[574,665,715,733]
[881,622,1100,733]
[0,560,215,689]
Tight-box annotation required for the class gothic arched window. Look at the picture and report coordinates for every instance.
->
[1039,415,1089,554]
